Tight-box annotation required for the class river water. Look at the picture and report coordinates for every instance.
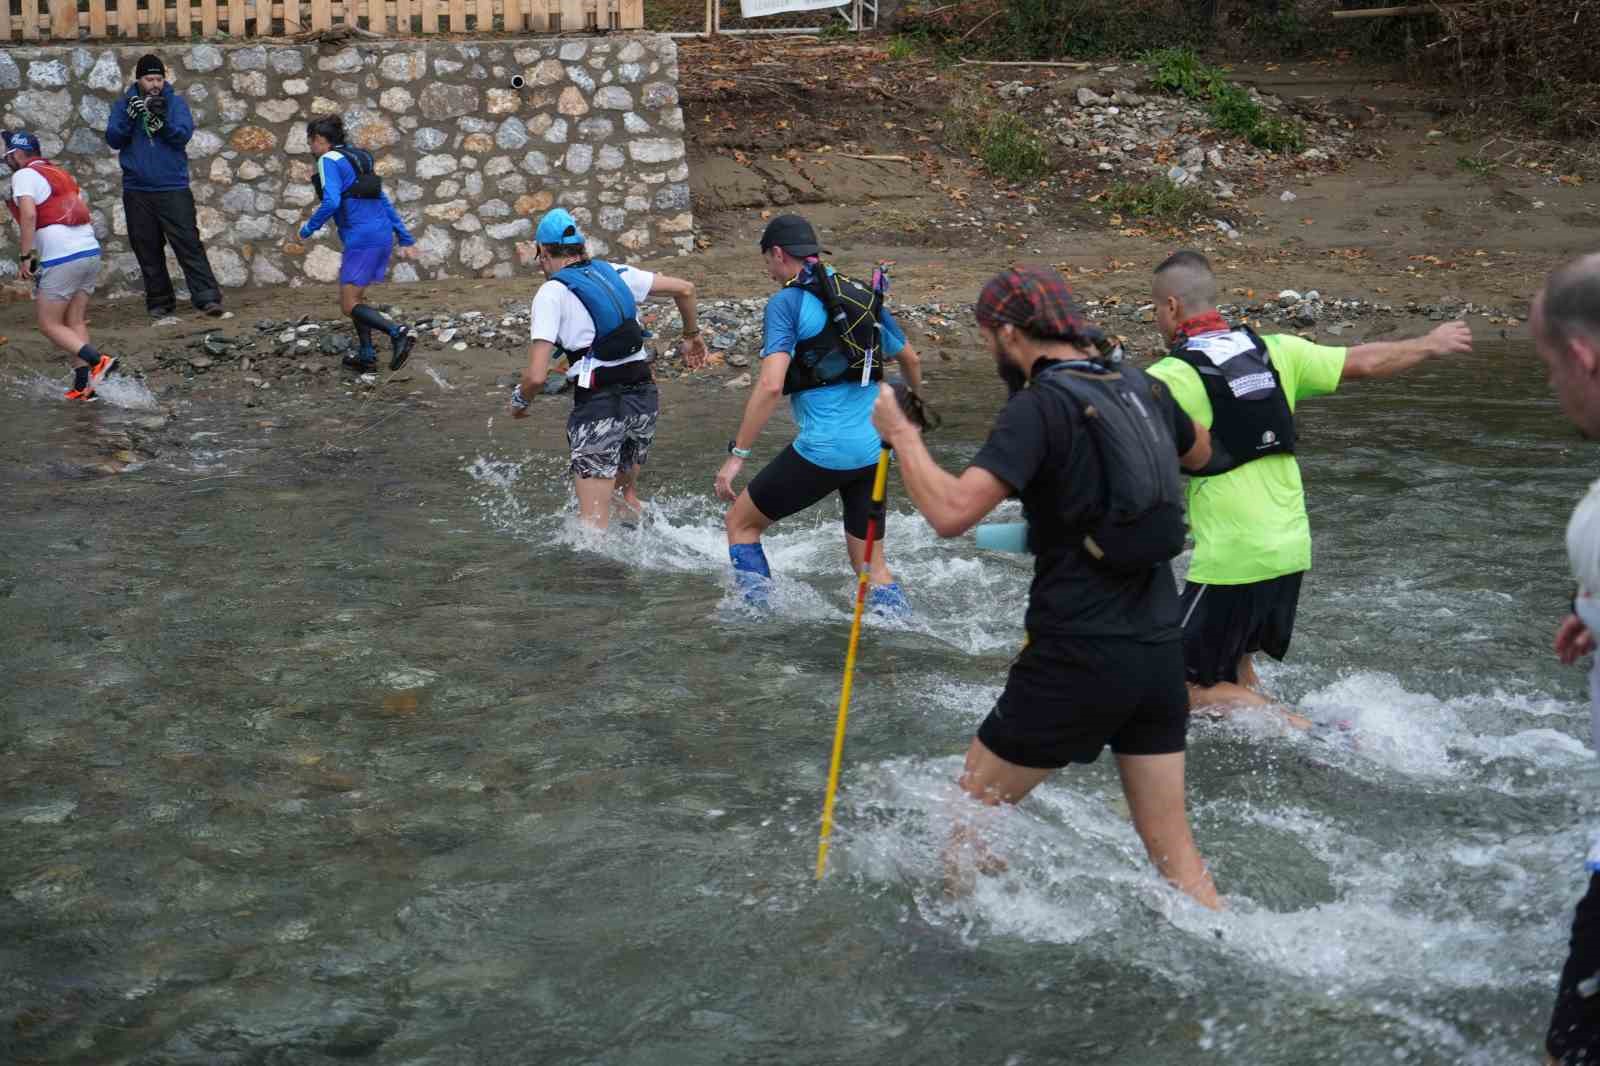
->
[3,344,1596,1065]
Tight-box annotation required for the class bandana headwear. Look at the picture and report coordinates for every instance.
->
[136,54,165,78]
[975,267,1104,347]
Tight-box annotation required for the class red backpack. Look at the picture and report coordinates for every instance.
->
[6,159,91,229]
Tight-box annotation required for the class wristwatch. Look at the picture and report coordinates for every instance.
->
[727,440,752,459]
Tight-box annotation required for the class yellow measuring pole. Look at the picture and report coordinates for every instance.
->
[816,447,893,880]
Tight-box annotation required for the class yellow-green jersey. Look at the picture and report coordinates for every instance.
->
[1146,334,1347,586]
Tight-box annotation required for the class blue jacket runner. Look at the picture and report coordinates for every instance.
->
[299,149,416,251]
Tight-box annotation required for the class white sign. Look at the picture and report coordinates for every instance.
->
[738,0,846,17]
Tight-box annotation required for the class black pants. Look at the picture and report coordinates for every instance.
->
[1549,872,1600,1063]
[123,188,221,313]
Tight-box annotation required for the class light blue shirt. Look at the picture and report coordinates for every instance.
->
[760,268,907,471]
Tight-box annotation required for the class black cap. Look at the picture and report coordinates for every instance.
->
[136,54,165,78]
[759,214,827,257]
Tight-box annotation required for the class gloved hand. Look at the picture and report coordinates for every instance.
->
[126,94,148,120]
[145,93,167,116]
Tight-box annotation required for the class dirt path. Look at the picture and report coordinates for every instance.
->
[3,44,1594,411]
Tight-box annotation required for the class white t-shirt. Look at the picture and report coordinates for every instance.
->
[529,263,655,387]
[10,166,99,267]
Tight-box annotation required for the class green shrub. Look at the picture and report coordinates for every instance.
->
[886,34,919,61]
[1142,47,1306,155]
[1145,47,1222,99]
[979,112,1052,183]
[1250,115,1304,153]
[1104,177,1213,223]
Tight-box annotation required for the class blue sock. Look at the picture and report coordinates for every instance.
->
[728,542,772,606]
[867,581,910,616]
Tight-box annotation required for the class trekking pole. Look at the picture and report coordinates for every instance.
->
[815,444,891,881]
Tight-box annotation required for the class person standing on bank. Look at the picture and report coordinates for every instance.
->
[870,266,1219,908]
[104,53,224,320]
[4,131,116,402]
[297,115,418,373]
[714,213,923,611]
[1534,252,1600,1066]
[511,208,708,530]
[1144,250,1472,716]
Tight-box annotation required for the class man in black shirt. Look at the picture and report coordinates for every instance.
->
[870,267,1220,908]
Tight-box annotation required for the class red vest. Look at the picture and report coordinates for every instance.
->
[6,160,91,229]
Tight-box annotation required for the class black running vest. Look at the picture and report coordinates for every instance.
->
[1169,325,1296,477]
[312,145,383,201]
[781,266,885,396]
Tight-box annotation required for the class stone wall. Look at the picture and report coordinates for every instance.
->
[0,35,690,297]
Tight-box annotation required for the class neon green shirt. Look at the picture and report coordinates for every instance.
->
[1146,333,1347,586]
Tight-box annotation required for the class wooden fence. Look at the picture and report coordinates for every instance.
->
[0,0,644,40]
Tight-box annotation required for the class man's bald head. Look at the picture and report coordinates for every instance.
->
[1152,251,1219,344]
[1534,252,1600,439]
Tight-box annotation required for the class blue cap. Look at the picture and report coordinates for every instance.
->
[535,208,584,246]
[3,130,41,156]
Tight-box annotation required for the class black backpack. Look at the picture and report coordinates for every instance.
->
[1033,360,1188,573]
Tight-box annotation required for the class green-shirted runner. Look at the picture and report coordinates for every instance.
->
[1145,251,1473,715]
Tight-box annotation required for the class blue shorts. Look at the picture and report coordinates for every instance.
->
[340,245,392,287]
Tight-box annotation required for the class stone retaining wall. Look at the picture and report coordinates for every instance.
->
[0,35,690,298]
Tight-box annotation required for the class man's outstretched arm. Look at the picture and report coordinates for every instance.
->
[1341,320,1472,382]
[872,385,1010,537]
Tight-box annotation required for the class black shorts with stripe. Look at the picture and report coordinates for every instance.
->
[1178,571,1304,686]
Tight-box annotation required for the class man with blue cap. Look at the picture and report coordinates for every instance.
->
[4,130,116,401]
[510,208,708,529]
[713,213,923,612]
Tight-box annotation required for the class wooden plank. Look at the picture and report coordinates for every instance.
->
[150,0,169,36]
[228,0,245,35]
[474,0,491,31]
[21,0,41,39]
[50,0,76,38]
[173,0,189,36]
[200,0,217,36]
[282,0,299,31]
[88,0,107,35]
[1329,4,1437,16]
[447,0,464,32]
[618,0,641,30]
[559,0,581,32]
[310,0,330,30]
[116,0,138,36]
[417,0,434,32]
[0,0,10,39]
[384,0,400,32]
[499,0,518,32]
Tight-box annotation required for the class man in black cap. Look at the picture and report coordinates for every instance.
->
[105,53,224,319]
[714,213,922,610]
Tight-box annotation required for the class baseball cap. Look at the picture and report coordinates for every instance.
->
[759,214,827,257]
[536,207,585,246]
[3,130,41,156]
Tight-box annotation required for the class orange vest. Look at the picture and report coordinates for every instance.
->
[6,159,91,229]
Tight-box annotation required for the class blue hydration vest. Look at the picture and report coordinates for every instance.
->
[550,260,646,365]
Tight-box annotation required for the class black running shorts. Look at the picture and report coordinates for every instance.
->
[746,444,882,540]
[1549,872,1600,1064]
[1178,571,1305,687]
[976,636,1189,769]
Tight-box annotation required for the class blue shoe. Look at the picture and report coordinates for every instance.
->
[729,543,773,608]
[866,581,910,617]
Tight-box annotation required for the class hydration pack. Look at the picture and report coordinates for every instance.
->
[1169,325,1296,476]
[5,160,91,229]
[782,264,884,396]
[1033,360,1188,574]
[312,145,383,201]
[550,259,646,366]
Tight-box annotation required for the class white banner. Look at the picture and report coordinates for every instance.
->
[738,0,846,16]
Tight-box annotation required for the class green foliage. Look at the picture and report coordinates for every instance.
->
[978,112,1052,183]
[945,90,1052,183]
[977,0,1206,62]
[886,34,920,62]
[1141,46,1306,155]
[1104,177,1213,223]
[1455,154,1498,177]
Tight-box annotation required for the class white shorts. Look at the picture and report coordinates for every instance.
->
[35,255,99,302]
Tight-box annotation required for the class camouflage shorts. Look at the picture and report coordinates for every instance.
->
[566,383,659,480]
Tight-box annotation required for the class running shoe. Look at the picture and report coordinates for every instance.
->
[64,386,98,402]
[201,302,225,318]
[389,326,416,372]
[342,352,377,373]
[87,355,118,386]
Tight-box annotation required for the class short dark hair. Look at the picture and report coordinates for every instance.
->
[1542,254,1600,345]
[306,114,345,145]
[1152,249,1218,309]
[1154,250,1212,277]
[539,241,587,262]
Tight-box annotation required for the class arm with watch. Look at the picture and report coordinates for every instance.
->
[714,349,789,502]
[645,273,709,369]
[510,339,557,419]
[12,196,39,280]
